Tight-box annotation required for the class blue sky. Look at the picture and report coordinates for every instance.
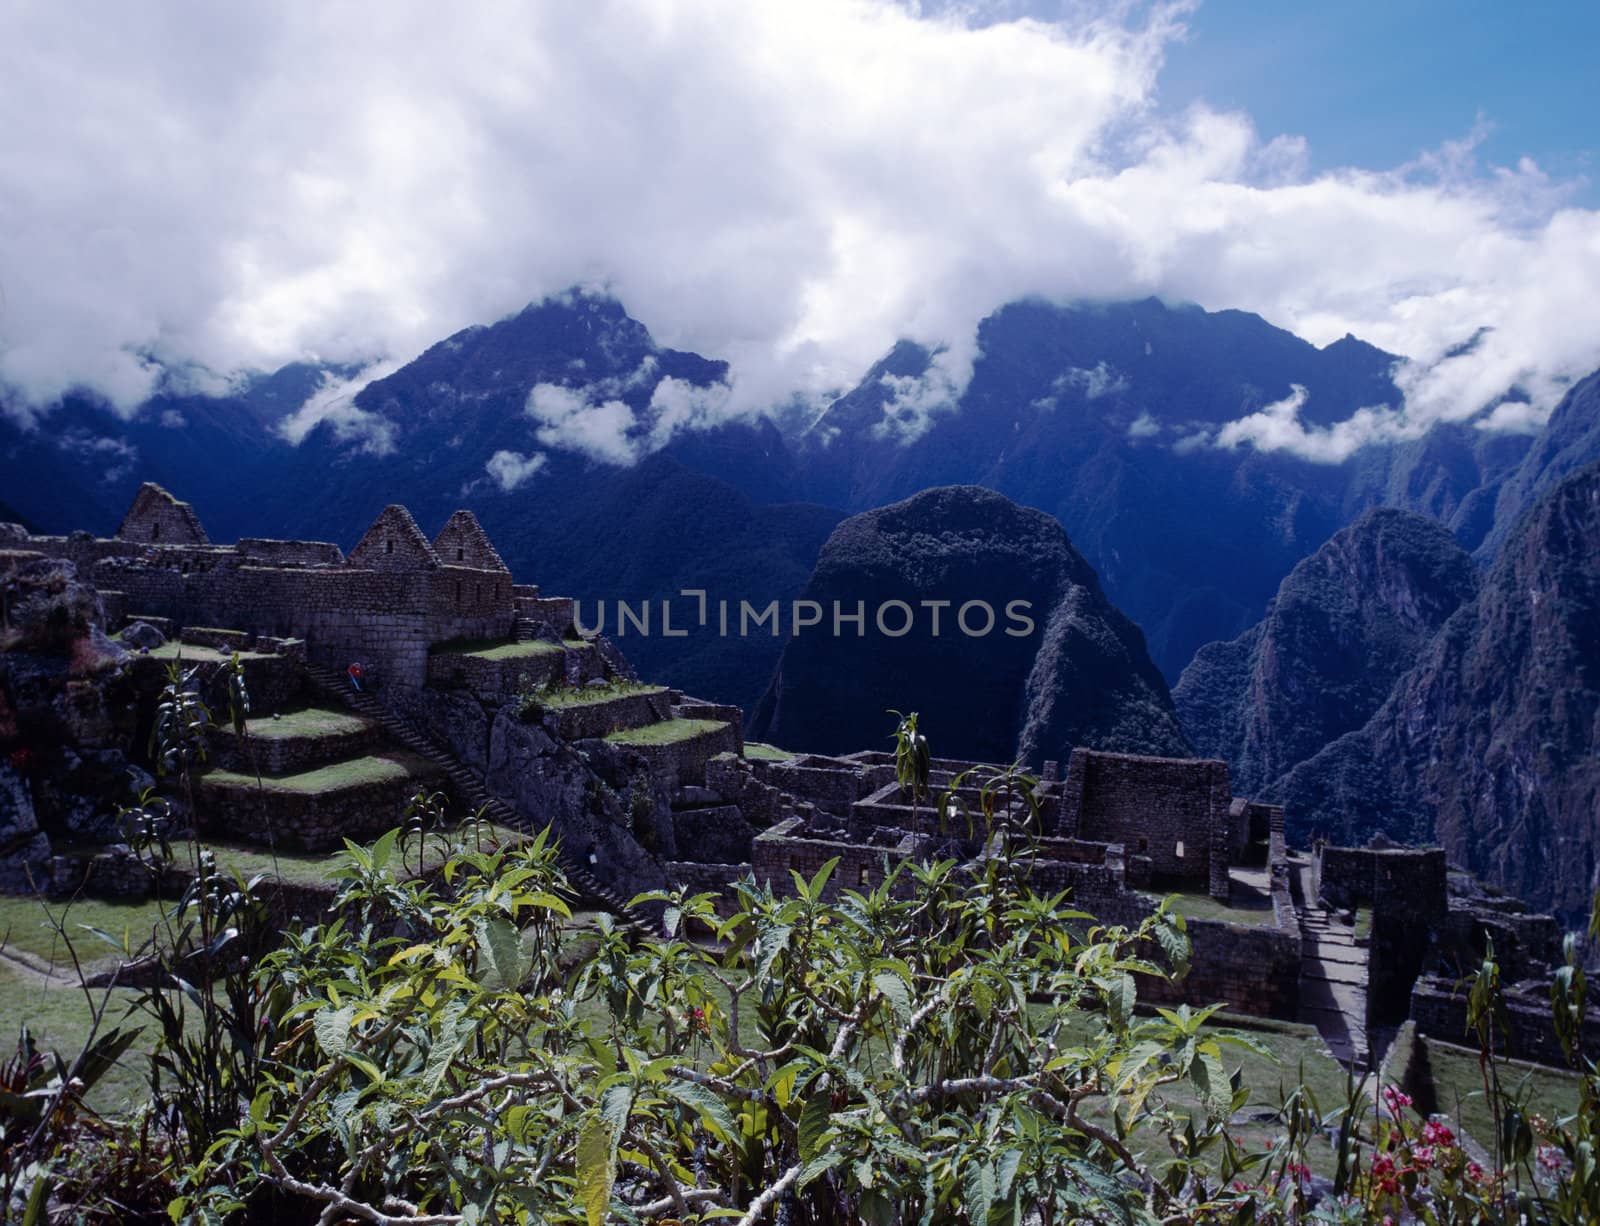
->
[1158,1,1598,202]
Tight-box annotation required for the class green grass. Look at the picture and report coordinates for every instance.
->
[242,705,371,740]
[199,751,438,795]
[0,964,156,1114]
[539,682,664,710]
[141,641,272,663]
[743,742,794,762]
[1352,906,1373,942]
[0,895,171,971]
[433,637,565,660]
[194,840,346,888]
[1145,890,1279,929]
[1419,1037,1583,1150]
[606,718,726,747]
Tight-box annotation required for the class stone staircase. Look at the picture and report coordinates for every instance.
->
[1294,860,1372,1071]
[304,662,650,933]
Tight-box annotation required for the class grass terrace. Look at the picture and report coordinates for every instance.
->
[242,705,370,739]
[0,894,172,971]
[538,681,664,710]
[199,751,438,794]
[1146,888,1280,928]
[605,717,726,747]
[1420,1037,1582,1150]
[138,641,274,663]
[743,741,794,762]
[432,637,566,661]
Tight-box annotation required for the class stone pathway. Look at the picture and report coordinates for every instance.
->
[1292,859,1372,1071]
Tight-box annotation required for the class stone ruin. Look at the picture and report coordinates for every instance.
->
[0,483,1583,1069]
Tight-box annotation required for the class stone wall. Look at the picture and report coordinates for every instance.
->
[663,860,751,916]
[1060,749,1231,896]
[758,757,869,815]
[236,538,345,566]
[117,483,209,546]
[674,700,744,754]
[752,817,929,901]
[426,648,565,697]
[211,721,384,776]
[198,765,443,851]
[92,555,514,689]
[1410,975,1600,1067]
[548,689,672,741]
[1139,913,1303,1018]
[617,722,743,788]
[1314,844,1448,1025]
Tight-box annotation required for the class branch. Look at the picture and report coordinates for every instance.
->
[736,1163,802,1226]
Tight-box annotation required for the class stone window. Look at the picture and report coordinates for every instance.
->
[455,580,463,604]
[1137,837,1148,853]
[858,866,870,886]
[152,522,161,540]
[1175,840,1185,859]
[385,539,393,555]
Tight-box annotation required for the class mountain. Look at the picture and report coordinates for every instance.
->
[0,363,338,538]
[5,291,1597,719]
[1275,460,1600,922]
[1474,370,1600,561]
[793,299,1433,679]
[1173,508,1479,795]
[749,485,1189,765]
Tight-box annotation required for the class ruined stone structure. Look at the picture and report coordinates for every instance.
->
[1,483,1581,1071]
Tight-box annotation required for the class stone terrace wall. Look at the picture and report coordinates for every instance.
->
[1061,749,1230,894]
[1139,914,1302,1018]
[1411,976,1600,1067]
[199,766,441,851]
[664,860,751,917]
[426,648,565,697]
[753,817,928,902]
[617,722,742,788]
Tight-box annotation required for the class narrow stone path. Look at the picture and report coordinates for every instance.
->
[304,663,652,934]
[1292,859,1372,1072]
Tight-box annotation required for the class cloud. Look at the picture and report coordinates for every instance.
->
[522,368,734,464]
[1127,411,1159,438]
[1213,384,1411,463]
[0,0,1595,462]
[484,448,548,491]
[277,364,400,455]
[871,345,972,443]
[1056,362,1129,401]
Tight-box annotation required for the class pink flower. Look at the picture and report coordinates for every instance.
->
[1422,1120,1456,1147]
[1466,1161,1485,1183]
[1413,1144,1435,1168]
[1538,1145,1564,1173]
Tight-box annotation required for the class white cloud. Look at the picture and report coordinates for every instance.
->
[0,0,1594,462]
[1127,411,1159,438]
[276,363,400,456]
[871,345,972,443]
[1213,384,1409,463]
[1054,362,1129,401]
[484,448,548,491]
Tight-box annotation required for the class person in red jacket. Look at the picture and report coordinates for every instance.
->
[347,661,364,693]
